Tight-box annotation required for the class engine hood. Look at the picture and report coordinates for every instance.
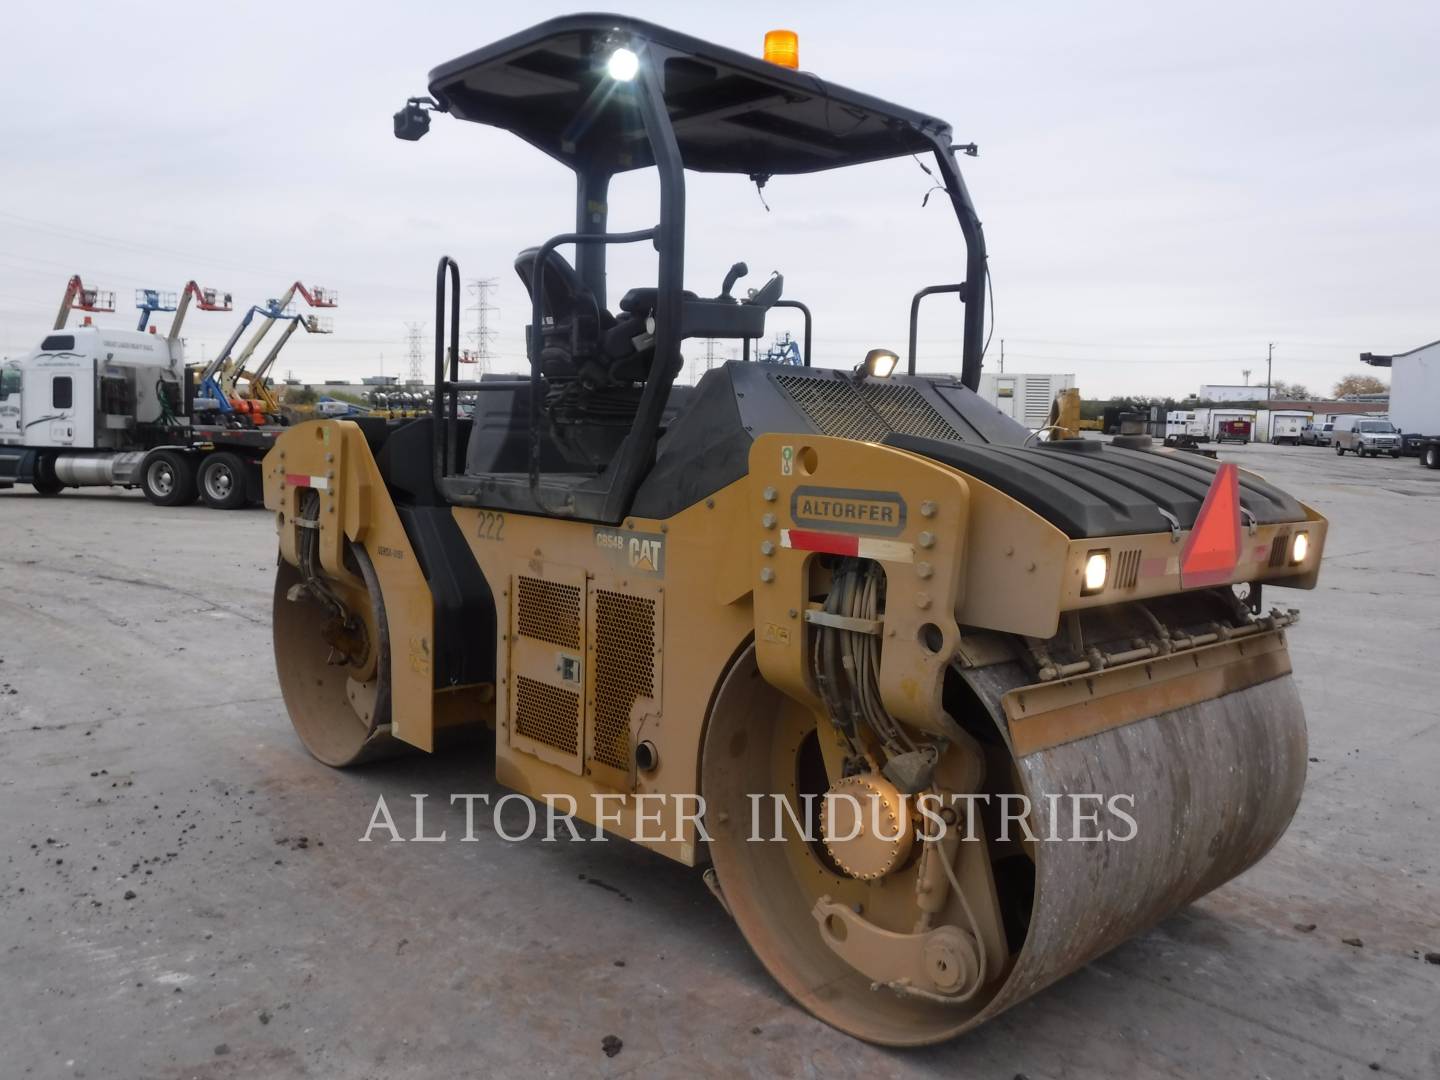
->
[885,433,1307,539]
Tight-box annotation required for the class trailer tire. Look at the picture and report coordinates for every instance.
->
[1425,446,1440,470]
[139,450,198,507]
[197,451,250,510]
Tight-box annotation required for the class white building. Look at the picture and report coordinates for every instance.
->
[978,372,1075,429]
[1363,341,1437,438]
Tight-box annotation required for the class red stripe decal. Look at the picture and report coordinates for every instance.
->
[785,529,860,556]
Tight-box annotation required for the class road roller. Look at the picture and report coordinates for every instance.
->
[264,15,1327,1045]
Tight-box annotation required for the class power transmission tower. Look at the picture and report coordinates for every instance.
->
[465,278,499,374]
[693,337,722,384]
[404,322,425,385]
[1242,368,1252,386]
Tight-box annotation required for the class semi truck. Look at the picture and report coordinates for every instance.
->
[0,322,284,508]
[0,275,340,507]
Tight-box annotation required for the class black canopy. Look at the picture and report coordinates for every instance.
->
[428,13,955,175]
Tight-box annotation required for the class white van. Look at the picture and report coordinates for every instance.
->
[1333,415,1401,457]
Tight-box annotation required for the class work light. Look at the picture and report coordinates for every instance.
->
[856,349,899,380]
[607,47,639,81]
[1290,532,1309,564]
[1083,551,1109,594]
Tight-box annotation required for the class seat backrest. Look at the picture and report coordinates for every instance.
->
[513,248,600,331]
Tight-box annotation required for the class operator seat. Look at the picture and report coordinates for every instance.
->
[513,247,610,382]
[511,249,786,470]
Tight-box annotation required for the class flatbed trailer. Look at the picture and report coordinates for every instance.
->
[0,418,284,508]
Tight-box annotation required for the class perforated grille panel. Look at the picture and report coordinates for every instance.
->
[1113,548,1142,590]
[1268,533,1289,568]
[773,373,964,443]
[589,590,656,772]
[516,576,581,649]
[860,382,966,441]
[514,675,580,755]
[774,374,892,441]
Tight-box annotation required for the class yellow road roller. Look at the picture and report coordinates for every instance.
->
[264,15,1327,1046]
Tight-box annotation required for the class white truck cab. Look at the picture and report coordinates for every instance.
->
[0,326,189,496]
[12,327,183,451]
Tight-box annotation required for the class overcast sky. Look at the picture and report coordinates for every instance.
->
[2,1,1435,398]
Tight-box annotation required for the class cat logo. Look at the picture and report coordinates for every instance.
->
[629,536,662,572]
[593,527,666,576]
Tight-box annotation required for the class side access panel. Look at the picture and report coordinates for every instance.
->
[584,574,663,792]
[455,486,751,866]
[503,565,664,790]
[507,567,588,775]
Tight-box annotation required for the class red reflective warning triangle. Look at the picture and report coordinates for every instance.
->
[1180,462,1242,588]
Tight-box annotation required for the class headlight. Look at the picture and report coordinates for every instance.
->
[1082,550,1109,594]
[1290,532,1309,564]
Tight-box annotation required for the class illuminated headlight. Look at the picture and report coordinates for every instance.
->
[606,47,639,81]
[1290,532,1309,564]
[856,348,899,380]
[1082,550,1109,594]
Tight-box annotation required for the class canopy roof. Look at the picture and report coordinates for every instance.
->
[428,13,954,175]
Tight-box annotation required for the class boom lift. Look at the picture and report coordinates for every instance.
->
[194,284,334,423]
[135,289,177,330]
[135,280,233,333]
[264,16,1328,1045]
[237,309,334,419]
[226,281,337,385]
[53,274,115,330]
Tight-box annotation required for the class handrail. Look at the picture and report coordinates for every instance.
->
[433,256,461,488]
[776,300,812,367]
[927,136,988,390]
[906,282,965,375]
[741,299,811,366]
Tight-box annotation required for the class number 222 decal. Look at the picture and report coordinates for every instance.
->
[476,511,506,541]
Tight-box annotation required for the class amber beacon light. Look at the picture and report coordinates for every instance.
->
[763,29,800,69]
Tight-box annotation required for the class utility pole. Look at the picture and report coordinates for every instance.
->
[404,322,425,385]
[465,278,499,375]
[999,338,1004,373]
[1242,368,1252,386]
[1266,343,1274,403]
